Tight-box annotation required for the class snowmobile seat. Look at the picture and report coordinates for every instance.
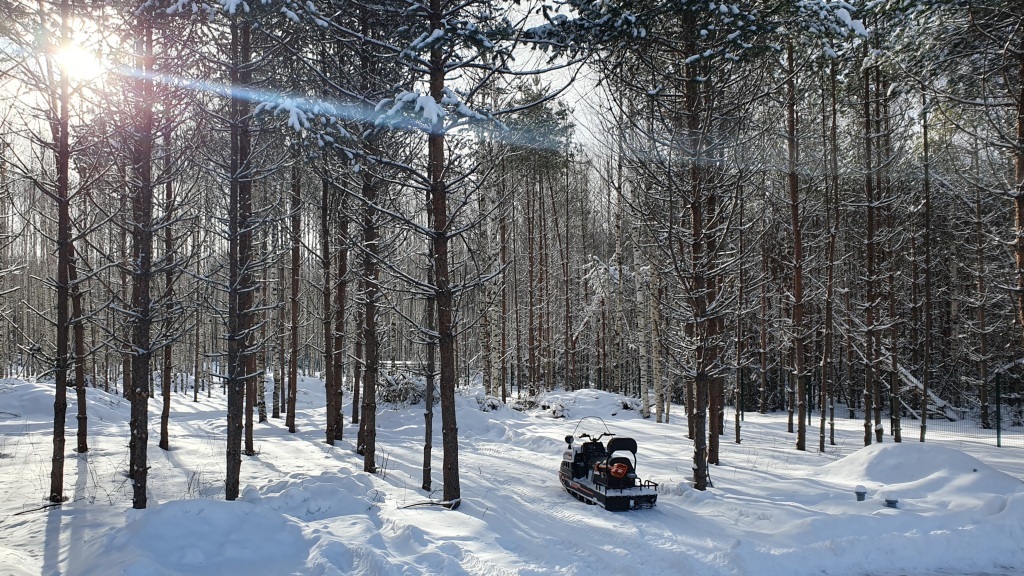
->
[607,455,634,474]
[606,437,637,456]
[606,455,636,488]
[605,438,639,489]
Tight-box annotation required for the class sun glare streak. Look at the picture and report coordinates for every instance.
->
[113,67,568,152]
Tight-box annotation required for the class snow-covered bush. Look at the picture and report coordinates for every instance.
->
[545,399,568,419]
[377,372,437,407]
[617,396,642,412]
[509,398,538,412]
[476,394,503,412]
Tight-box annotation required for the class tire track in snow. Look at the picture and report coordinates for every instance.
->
[469,440,716,575]
[467,441,658,575]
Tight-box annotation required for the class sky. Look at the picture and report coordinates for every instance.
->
[1,376,1022,576]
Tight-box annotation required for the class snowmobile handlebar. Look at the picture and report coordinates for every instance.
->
[578,432,614,442]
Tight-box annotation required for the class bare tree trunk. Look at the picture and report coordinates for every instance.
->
[273,227,284,418]
[193,304,200,403]
[423,207,436,492]
[758,243,768,415]
[321,177,337,445]
[1015,59,1024,346]
[526,175,538,395]
[69,246,88,454]
[47,0,73,505]
[556,164,572,391]
[225,14,255,501]
[919,97,932,442]
[428,0,459,506]
[734,189,744,442]
[160,127,174,452]
[359,170,379,474]
[479,191,494,396]
[612,169,624,396]
[257,241,268,424]
[786,43,807,451]
[652,277,665,424]
[352,309,363,426]
[333,193,348,441]
[127,13,156,509]
[286,163,300,434]
[244,347,255,456]
[863,50,877,447]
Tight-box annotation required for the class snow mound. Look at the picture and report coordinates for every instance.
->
[813,442,1024,510]
[534,388,643,420]
[85,498,309,575]
[0,380,61,421]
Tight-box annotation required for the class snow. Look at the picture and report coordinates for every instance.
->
[833,7,867,38]
[2,377,1023,576]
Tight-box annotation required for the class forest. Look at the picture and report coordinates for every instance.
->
[0,0,1021,511]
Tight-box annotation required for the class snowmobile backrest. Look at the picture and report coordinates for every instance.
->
[606,437,637,455]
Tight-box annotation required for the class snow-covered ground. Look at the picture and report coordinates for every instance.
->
[1,376,1022,576]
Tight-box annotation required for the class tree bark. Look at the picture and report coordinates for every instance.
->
[69,245,87,454]
[127,13,156,509]
[359,170,379,473]
[287,163,300,434]
[786,43,807,451]
[322,177,337,445]
[225,15,254,501]
[862,48,876,447]
[429,0,459,506]
[48,0,73,504]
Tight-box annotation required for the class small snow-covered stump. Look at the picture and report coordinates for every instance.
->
[854,485,867,502]
[878,490,899,508]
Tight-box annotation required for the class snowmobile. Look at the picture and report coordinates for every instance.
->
[558,418,659,511]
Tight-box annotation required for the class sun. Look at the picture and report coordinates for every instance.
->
[55,44,105,82]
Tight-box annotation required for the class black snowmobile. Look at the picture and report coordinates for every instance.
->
[558,418,658,511]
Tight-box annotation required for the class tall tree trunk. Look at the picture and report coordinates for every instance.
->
[975,188,990,429]
[921,94,933,442]
[47,0,73,505]
[1013,58,1024,354]
[225,15,255,501]
[500,182,509,403]
[359,170,379,473]
[274,227,284,418]
[786,43,807,451]
[193,304,200,403]
[352,309,363,426]
[287,163,301,433]
[862,49,877,447]
[160,127,174,452]
[429,0,459,506]
[69,246,88,454]
[333,194,347,441]
[822,66,839,450]
[526,175,537,395]
[423,203,436,492]
[654,283,667,423]
[127,13,156,509]
[734,188,744,442]
[257,241,268,424]
[322,177,337,445]
[758,243,768,415]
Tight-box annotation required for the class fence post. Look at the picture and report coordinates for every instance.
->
[995,372,1002,448]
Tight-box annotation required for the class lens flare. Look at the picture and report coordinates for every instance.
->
[55,44,104,82]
